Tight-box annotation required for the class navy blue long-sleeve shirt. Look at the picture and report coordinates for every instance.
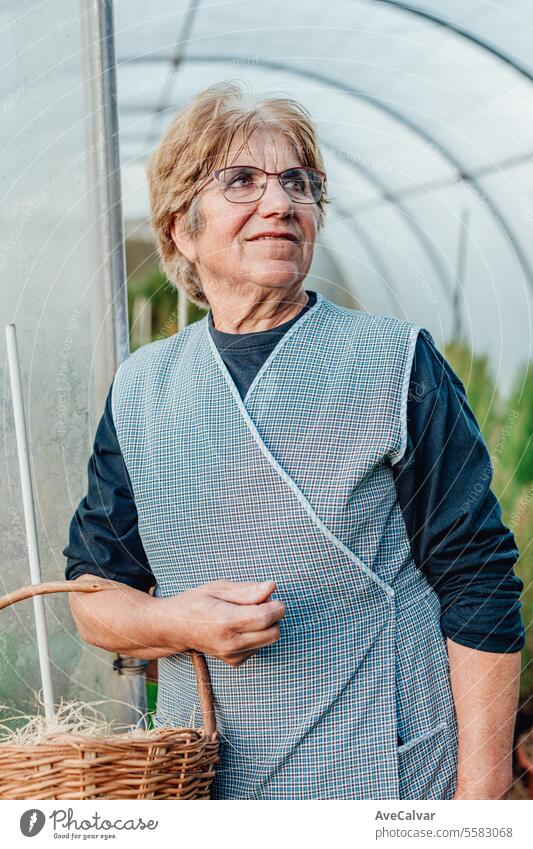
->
[64,291,525,653]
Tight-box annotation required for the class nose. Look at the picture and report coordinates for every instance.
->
[257,174,294,216]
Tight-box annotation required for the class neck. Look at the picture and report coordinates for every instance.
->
[207,283,309,333]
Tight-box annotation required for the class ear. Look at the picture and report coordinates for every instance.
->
[170,214,198,263]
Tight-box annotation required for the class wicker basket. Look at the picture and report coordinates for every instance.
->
[0,579,219,799]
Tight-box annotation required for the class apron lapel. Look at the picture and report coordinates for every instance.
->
[205,297,393,600]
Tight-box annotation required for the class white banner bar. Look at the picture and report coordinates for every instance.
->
[2,798,531,849]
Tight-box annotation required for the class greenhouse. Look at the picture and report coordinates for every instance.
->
[1,0,532,801]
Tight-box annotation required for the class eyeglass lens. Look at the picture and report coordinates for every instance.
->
[217,166,324,203]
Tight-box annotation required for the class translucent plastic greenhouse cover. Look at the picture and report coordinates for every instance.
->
[115,0,533,392]
[0,0,131,720]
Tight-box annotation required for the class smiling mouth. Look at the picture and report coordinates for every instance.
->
[247,236,298,243]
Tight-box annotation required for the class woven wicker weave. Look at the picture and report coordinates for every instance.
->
[0,580,219,800]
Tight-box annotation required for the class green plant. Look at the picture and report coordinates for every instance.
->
[128,269,206,351]
[145,680,158,730]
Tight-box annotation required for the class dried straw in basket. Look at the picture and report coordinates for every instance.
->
[0,579,218,800]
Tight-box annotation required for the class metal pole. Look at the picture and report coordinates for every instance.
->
[84,0,130,368]
[82,1,147,726]
[5,323,55,724]
[112,656,149,728]
[178,288,188,332]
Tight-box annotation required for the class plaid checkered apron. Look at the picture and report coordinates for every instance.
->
[112,293,458,799]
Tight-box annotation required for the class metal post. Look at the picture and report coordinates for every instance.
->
[5,324,55,724]
[81,0,147,727]
[83,0,130,369]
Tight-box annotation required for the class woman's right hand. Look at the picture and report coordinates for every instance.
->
[158,579,285,667]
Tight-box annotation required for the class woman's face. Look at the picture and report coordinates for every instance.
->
[172,126,319,297]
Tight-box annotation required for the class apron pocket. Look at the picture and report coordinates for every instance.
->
[397,721,457,800]
[397,720,446,755]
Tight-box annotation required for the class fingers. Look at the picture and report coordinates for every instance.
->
[205,579,277,605]
[182,595,285,632]
[218,624,282,667]
[180,580,286,668]
[224,599,285,632]
[221,650,256,668]
[230,623,281,652]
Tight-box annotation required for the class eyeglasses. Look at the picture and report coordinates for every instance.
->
[196,166,326,204]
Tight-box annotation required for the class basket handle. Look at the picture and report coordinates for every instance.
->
[0,579,217,737]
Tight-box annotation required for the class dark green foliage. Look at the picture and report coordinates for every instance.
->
[128,269,206,351]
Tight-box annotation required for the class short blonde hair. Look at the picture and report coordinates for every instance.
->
[146,80,329,309]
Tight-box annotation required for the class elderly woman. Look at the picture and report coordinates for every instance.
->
[65,82,524,801]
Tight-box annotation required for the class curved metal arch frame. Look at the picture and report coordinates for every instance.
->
[325,140,453,302]
[119,48,533,298]
[369,0,533,84]
[302,223,383,313]
[120,51,533,293]
[327,198,402,313]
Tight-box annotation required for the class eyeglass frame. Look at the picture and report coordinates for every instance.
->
[192,165,327,204]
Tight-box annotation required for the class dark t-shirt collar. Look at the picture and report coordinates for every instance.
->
[208,290,317,350]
